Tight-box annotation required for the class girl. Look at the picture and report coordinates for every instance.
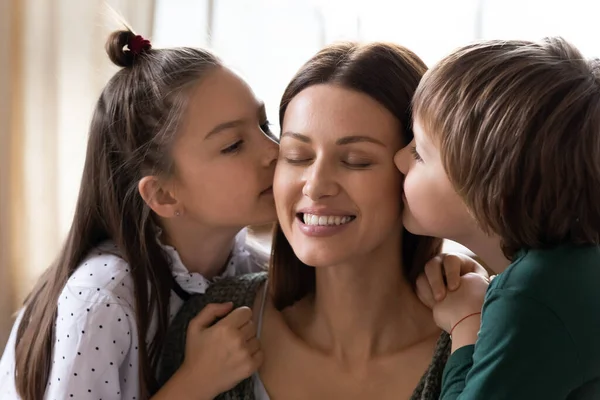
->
[0,29,278,400]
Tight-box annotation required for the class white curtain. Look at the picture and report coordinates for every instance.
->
[0,0,156,350]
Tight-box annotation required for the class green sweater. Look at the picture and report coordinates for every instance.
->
[441,245,600,399]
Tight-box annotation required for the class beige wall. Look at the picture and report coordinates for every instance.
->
[0,0,19,350]
[0,0,156,352]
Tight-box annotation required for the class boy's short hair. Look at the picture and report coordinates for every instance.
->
[413,37,600,258]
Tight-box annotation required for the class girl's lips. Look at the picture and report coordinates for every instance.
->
[260,187,273,196]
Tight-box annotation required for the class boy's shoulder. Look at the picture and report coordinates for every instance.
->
[488,245,600,377]
[490,245,600,333]
[493,244,600,292]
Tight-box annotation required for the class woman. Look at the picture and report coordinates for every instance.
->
[159,42,458,399]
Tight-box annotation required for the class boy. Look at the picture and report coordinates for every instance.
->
[395,37,600,399]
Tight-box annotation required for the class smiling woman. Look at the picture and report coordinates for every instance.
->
[255,42,447,400]
[157,41,490,400]
[269,42,443,311]
[275,84,404,267]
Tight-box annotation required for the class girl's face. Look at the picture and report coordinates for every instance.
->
[274,84,405,268]
[168,66,279,228]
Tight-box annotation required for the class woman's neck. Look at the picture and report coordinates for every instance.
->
[160,218,241,279]
[285,236,439,364]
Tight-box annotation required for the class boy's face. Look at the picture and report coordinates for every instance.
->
[394,118,477,242]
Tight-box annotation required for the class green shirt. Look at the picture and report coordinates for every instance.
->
[441,245,600,399]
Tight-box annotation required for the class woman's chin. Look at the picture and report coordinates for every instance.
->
[294,249,354,269]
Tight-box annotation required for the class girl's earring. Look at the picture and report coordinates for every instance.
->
[175,211,181,217]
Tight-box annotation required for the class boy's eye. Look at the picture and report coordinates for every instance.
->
[410,146,423,162]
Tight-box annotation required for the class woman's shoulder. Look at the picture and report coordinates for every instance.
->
[166,272,268,336]
[411,332,451,400]
[157,272,268,387]
[207,272,268,304]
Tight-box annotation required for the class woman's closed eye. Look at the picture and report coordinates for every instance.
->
[283,155,311,164]
[343,158,372,169]
[281,154,373,168]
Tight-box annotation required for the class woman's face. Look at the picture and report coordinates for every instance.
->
[169,66,279,228]
[274,84,405,267]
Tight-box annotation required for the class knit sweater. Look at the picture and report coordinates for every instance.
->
[157,272,451,399]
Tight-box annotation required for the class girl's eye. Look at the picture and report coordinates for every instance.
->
[260,121,272,135]
[221,140,244,154]
[260,121,279,142]
[410,146,423,162]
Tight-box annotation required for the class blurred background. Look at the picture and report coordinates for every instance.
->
[1,0,598,350]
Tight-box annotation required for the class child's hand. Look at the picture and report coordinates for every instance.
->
[416,253,488,309]
[432,272,489,333]
[181,302,263,399]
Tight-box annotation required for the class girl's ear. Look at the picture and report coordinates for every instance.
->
[138,176,181,218]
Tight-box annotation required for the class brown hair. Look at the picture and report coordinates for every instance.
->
[270,42,443,309]
[14,30,221,399]
[414,37,600,258]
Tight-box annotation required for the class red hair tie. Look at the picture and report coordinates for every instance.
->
[128,35,151,55]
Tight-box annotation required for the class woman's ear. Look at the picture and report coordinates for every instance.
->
[138,176,181,218]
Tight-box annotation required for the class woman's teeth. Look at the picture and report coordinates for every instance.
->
[302,213,354,226]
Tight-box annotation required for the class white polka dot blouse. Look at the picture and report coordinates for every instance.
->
[0,229,266,399]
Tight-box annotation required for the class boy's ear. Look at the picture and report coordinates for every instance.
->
[138,176,181,218]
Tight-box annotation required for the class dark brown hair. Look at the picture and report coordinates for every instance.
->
[14,30,221,399]
[269,42,443,309]
[413,37,600,258]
